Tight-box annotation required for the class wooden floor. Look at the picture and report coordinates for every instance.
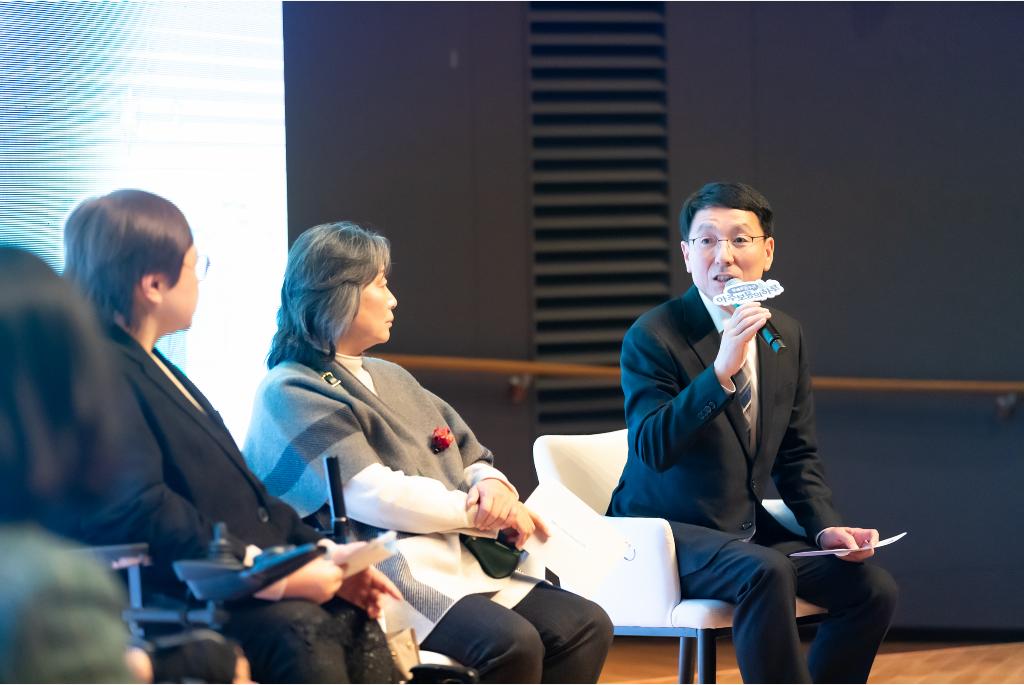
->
[599,637,1024,683]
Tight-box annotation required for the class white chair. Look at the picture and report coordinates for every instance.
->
[533,429,826,684]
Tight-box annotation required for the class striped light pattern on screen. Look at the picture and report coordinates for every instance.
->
[0,2,288,441]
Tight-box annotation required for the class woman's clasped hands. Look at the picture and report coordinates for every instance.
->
[466,478,551,549]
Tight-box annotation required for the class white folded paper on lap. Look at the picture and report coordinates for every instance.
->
[523,481,630,596]
[788,531,908,557]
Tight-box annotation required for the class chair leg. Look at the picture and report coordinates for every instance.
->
[678,636,696,683]
[696,629,717,684]
[127,565,144,639]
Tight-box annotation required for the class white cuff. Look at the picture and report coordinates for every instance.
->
[464,463,519,500]
[243,544,262,567]
[345,463,475,533]
[254,576,288,601]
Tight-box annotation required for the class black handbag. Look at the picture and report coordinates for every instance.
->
[460,533,524,579]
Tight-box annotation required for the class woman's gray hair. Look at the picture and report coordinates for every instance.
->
[267,222,391,369]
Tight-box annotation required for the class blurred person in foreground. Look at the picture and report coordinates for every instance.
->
[0,245,251,684]
[0,246,135,683]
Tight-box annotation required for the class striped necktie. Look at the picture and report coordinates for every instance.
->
[735,357,755,451]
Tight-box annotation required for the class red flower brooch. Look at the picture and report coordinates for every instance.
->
[431,426,454,453]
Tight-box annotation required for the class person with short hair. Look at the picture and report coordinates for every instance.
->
[244,222,614,684]
[609,182,898,683]
[63,190,401,684]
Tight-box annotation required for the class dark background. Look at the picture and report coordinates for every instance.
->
[283,2,1024,631]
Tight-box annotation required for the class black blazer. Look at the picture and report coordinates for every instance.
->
[81,325,320,594]
[608,286,842,575]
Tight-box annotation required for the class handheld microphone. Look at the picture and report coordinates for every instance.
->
[325,455,350,543]
[726,278,786,353]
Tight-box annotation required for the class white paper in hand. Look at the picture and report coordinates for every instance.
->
[523,481,630,596]
[332,531,398,577]
[788,531,907,557]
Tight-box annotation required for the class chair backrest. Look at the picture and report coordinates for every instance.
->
[533,430,628,514]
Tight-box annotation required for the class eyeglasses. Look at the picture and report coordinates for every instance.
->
[688,235,768,253]
[194,254,211,281]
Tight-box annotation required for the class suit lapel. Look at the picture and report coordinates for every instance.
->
[680,287,719,371]
[110,327,264,492]
[680,287,753,461]
[153,350,245,463]
[755,327,778,462]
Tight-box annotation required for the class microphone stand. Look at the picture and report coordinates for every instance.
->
[325,455,351,543]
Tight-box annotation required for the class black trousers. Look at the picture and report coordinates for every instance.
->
[420,583,614,684]
[223,597,396,683]
[678,514,898,684]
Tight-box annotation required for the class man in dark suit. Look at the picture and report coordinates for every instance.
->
[609,182,897,683]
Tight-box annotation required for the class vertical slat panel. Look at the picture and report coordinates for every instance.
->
[528,2,671,434]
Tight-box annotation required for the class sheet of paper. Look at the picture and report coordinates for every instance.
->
[332,532,398,578]
[523,481,630,596]
[788,531,907,557]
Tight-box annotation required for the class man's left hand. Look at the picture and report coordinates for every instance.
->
[818,526,880,562]
[337,566,403,619]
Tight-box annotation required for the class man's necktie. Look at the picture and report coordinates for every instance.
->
[735,357,755,451]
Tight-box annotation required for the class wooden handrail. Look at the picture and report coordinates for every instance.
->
[809,377,1022,394]
[375,353,1024,395]
[376,354,619,378]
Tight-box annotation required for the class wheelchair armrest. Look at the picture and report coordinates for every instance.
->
[173,543,323,602]
[82,543,150,570]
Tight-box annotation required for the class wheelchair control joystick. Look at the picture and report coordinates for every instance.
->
[207,522,236,565]
[174,522,322,602]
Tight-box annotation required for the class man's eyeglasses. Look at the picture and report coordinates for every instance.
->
[688,235,768,253]
[194,254,211,281]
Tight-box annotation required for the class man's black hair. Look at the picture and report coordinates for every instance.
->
[679,182,774,240]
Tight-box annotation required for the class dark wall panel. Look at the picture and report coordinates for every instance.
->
[754,2,1024,381]
[665,3,759,293]
[813,392,1024,631]
[284,2,538,490]
[669,2,1024,381]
